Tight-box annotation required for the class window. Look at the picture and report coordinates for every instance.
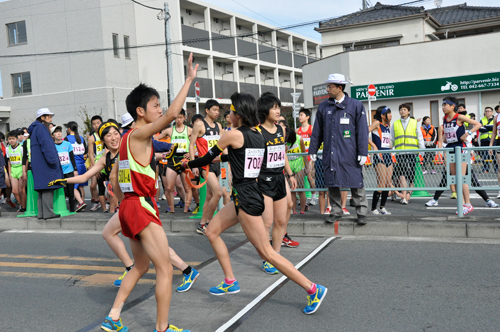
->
[11,72,31,95]
[124,36,130,59]
[344,40,400,52]
[7,21,27,46]
[430,100,439,126]
[112,34,119,57]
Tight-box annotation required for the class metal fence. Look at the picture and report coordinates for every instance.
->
[286,146,500,217]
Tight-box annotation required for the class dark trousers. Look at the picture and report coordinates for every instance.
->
[328,187,368,217]
[37,189,57,219]
[63,173,76,212]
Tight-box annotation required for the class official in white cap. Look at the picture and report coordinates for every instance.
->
[27,108,64,219]
[309,73,369,225]
[121,113,134,128]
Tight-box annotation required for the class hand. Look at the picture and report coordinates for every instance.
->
[192,168,199,177]
[163,143,178,160]
[289,176,298,191]
[489,149,494,156]
[358,155,367,166]
[173,158,189,173]
[186,52,199,81]
[460,133,470,142]
[310,154,317,162]
[22,172,27,182]
[48,179,67,187]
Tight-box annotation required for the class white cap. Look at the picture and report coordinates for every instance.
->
[50,125,62,134]
[121,113,134,128]
[36,108,54,118]
[23,133,29,137]
[325,73,349,85]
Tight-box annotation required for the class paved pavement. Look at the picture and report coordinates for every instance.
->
[1,192,500,239]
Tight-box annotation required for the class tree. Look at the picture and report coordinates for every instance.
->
[77,106,103,135]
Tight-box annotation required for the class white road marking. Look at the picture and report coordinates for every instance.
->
[426,207,492,210]
[215,236,336,332]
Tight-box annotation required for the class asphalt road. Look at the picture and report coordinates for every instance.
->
[1,231,500,332]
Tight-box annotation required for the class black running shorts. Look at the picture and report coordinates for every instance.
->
[257,173,287,201]
[232,182,265,216]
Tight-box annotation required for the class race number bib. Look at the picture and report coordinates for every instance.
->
[204,135,220,149]
[9,153,21,165]
[72,143,85,155]
[317,143,324,160]
[118,160,134,192]
[96,142,104,156]
[171,139,187,153]
[287,143,300,161]
[267,145,285,169]
[244,148,264,178]
[381,132,391,148]
[444,126,458,143]
[58,152,70,165]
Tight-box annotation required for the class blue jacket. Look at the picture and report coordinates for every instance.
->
[28,121,64,191]
[309,93,369,188]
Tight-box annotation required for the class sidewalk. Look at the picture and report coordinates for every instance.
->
[2,210,500,239]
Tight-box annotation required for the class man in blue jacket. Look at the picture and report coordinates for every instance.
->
[309,74,369,225]
[28,108,64,219]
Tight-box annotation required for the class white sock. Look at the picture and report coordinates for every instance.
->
[108,303,124,320]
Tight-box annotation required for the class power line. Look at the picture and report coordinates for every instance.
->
[230,0,283,27]
[130,0,162,11]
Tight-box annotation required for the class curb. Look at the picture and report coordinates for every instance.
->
[2,214,500,239]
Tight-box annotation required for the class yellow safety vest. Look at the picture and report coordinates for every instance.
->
[394,118,419,150]
[480,117,493,140]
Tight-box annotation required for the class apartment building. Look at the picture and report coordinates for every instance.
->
[0,0,320,132]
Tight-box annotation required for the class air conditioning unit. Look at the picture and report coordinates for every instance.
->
[186,9,192,15]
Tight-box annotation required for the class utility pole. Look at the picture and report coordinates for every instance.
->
[362,0,367,10]
[164,2,174,106]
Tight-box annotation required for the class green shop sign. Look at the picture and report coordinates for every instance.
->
[352,72,500,101]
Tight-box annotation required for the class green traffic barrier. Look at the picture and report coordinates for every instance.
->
[412,155,432,197]
[190,182,206,219]
[18,170,38,218]
[53,187,76,217]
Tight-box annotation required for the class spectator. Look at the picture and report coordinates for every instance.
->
[391,103,425,204]
[478,107,496,173]
[64,121,87,211]
[421,116,437,174]
[51,125,77,212]
[309,73,369,225]
[27,108,64,219]
[6,130,26,212]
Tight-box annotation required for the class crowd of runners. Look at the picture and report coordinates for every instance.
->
[1,55,500,331]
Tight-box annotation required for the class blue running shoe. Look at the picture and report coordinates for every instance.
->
[114,270,127,287]
[176,268,200,292]
[174,200,185,208]
[154,325,190,332]
[209,280,240,295]
[101,316,128,331]
[262,261,278,275]
[303,284,328,315]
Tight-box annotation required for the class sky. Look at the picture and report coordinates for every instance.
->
[0,0,498,97]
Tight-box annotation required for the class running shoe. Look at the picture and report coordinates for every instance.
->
[324,206,331,214]
[370,209,380,215]
[262,261,278,275]
[101,316,128,332]
[157,202,161,209]
[303,284,328,315]
[155,325,191,332]
[497,191,500,199]
[456,205,474,215]
[391,193,397,202]
[450,192,457,199]
[6,199,16,208]
[177,268,200,292]
[174,200,185,208]
[342,207,350,215]
[209,280,240,295]
[160,194,166,201]
[422,170,428,175]
[75,202,87,212]
[106,203,110,210]
[308,197,318,206]
[282,233,300,247]
[90,202,101,211]
[196,223,207,235]
[431,170,437,174]
[12,197,19,205]
[379,208,391,215]
[486,200,499,208]
[192,205,199,214]
[114,270,127,287]
[425,199,438,207]
[400,199,408,205]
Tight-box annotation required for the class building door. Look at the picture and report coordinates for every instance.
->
[430,100,439,127]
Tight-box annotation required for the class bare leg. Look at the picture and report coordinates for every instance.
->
[165,167,178,212]
[102,213,134,267]
[201,170,222,225]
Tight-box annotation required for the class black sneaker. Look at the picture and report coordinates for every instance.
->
[356,215,367,225]
[196,223,207,235]
[325,214,341,224]
[75,202,87,212]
